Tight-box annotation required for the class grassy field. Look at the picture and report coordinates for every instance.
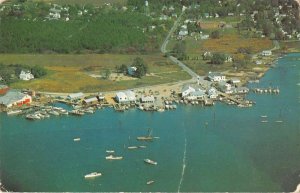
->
[280,41,300,52]
[28,0,127,6]
[0,54,190,92]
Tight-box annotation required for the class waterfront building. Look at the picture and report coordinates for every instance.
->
[0,90,32,108]
[83,97,99,105]
[0,85,9,95]
[115,90,136,103]
[217,81,233,94]
[19,70,34,81]
[140,95,155,103]
[228,78,241,85]
[207,72,226,82]
[181,84,206,99]
[207,87,218,99]
[67,92,84,100]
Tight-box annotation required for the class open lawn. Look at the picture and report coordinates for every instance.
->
[0,54,190,92]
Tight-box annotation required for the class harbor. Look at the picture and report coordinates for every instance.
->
[0,54,299,192]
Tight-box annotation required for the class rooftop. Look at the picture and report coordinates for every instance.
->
[0,90,28,106]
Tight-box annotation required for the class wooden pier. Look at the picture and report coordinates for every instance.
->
[219,92,247,106]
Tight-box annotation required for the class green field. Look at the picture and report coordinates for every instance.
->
[0,54,190,92]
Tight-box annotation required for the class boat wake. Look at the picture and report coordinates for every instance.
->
[177,136,187,192]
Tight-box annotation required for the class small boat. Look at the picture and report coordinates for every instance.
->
[157,108,165,112]
[275,120,283,123]
[260,115,268,118]
[26,114,41,120]
[137,128,154,141]
[144,159,157,165]
[106,155,123,160]
[147,180,155,185]
[84,172,102,179]
[261,120,268,123]
[70,110,84,116]
[127,146,138,149]
[73,138,80,142]
[49,110,60,116]
[106,150,115,153]
[7,110,22,115]
[139,146,147,148]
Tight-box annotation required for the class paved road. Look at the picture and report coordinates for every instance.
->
[160,9,202,81]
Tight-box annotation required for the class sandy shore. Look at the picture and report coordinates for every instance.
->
[0,0,7,4]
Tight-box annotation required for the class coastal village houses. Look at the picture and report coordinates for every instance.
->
[116,90,136,103]
[262,50,272,56]
[19,70,34,81]
[0,90,32,108]
[207,87,218,99]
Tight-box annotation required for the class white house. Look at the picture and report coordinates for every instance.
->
[19,70,34,81]
[179,29,188,36]
[262,50,272,56]
[207,87,218,99]
[116,90,136,103]
[181,84,207,99]
[207,72,226,82]
[127,66,137,76]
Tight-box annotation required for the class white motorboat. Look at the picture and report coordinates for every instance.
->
[84,172,102,179]
[106,155,123,160]
[106,150,115,153]
[144,159,157,165]
[147,180,155,185]
[73,138,80,142]
[7,110,22,115]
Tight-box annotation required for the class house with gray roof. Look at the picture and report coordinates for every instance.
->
[0,90,32,108]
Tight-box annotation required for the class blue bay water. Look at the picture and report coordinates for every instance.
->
[0,53,299,191]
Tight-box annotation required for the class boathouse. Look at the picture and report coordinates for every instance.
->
[0,90,32,108]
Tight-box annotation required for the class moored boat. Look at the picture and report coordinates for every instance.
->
[84,172,102,179]
[144,159,157,165]
[127,146,138,149]
[106,155,123,160]
[106,150,115,153]
[146,180,155,185]
[7,110,22,115]
[73,138,80,141]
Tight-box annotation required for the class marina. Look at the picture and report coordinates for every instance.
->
[0,54,299,192]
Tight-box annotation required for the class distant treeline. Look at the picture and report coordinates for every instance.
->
[0,11,150,53]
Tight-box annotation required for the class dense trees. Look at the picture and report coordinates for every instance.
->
[132,57,148,78]
[211,53,226,65]
[0,5,153,54]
